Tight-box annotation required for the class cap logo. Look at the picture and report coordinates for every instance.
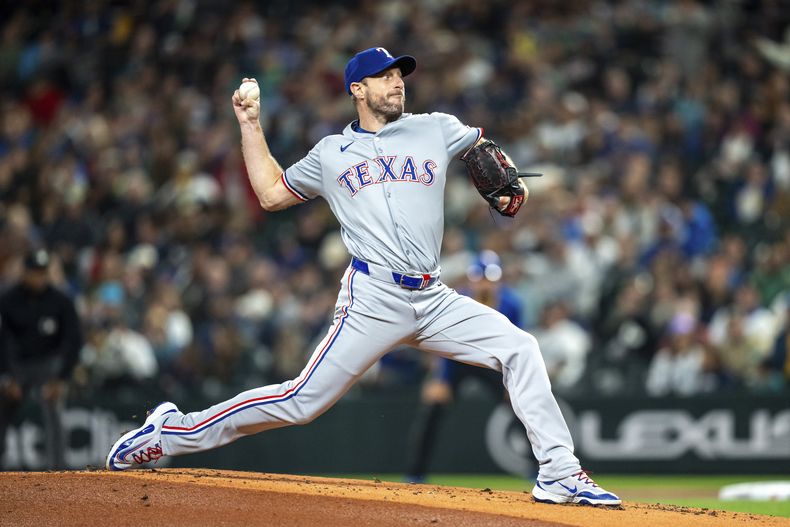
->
[376,47,393,58]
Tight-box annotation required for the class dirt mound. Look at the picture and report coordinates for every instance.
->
[1,469,787,527]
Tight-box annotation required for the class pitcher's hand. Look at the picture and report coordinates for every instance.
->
[232,77,260,124]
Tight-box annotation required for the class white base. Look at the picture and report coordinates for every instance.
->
[718,481,790,501]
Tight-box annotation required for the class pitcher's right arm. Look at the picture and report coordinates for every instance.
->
[232,78,301,211]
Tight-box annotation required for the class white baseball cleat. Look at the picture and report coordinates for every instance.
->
[532,471,621,506]
[105,402,179,471]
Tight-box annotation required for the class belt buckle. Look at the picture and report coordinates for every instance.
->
[398,274,418,290]
[398,273,433,290]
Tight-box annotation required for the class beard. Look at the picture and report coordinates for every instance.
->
[365,90,405,122]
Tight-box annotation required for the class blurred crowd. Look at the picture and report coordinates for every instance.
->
[1,0,789,402]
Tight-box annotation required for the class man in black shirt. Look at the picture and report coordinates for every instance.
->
[0,249,82,469]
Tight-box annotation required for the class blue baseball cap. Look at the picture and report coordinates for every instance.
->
[344,47,416,94]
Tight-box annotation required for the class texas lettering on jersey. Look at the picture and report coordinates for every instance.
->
[337,156,438,196]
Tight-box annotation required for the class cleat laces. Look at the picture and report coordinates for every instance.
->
[132,444,164,465]
[573,471,598,487]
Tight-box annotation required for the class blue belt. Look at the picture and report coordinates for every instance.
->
[351,257,439,290]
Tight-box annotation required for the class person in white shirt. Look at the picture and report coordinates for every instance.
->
[646,312,716,396]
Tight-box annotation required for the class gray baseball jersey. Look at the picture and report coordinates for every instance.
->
[281,112,480,273]
[159,112,582,481]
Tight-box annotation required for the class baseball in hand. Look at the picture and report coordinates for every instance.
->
[239,80,260,101]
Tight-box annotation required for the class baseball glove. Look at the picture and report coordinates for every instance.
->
[461,139,537,217]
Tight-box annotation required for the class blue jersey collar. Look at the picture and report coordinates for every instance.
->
[343,114,412,138]
[351,120,374,134]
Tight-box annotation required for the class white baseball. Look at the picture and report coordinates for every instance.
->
[239,80,260,101]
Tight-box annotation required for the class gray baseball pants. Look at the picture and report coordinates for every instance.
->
[161,265,581,480]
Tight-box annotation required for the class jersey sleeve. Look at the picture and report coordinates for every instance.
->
[431,112,483,159]
[281,142,324,201]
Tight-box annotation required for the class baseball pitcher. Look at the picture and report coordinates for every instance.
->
[106,47,620,506]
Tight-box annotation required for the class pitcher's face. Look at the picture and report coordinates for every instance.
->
[357,67,405,122]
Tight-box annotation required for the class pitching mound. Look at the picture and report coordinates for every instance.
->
[1,469,787,526]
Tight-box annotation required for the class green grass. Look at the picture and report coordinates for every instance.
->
[321,473,790,518]
[593,475,790,518]
[659,499,790,518]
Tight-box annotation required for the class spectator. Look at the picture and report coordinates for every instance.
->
[78,283,158,390]
[750,240,790,306]
[709,284,779,386]
[761,292,790,391]
[645,312,717,396]
[0,249,82,469]
[142,280,193,375]
[80,319,158,388]
[531,301,591,394]
[594,277,660,394]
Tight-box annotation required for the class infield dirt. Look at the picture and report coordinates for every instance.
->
[1,469,788,526]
